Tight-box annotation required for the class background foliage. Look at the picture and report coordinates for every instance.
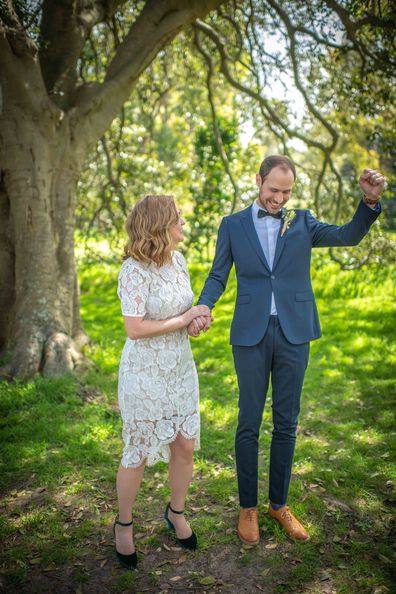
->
[74,1,396,267]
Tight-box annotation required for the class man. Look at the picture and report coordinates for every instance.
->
[190,155,384,544]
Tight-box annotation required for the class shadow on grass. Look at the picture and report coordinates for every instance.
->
[0,259,394,593]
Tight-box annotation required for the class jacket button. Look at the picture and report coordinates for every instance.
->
[271,274,276,279]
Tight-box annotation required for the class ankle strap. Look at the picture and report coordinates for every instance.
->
[169,503,184,515]
[115,515,133,527]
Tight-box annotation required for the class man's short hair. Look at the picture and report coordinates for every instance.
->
[259,155,296,181]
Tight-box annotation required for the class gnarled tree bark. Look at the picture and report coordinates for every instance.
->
[0,0,225,378]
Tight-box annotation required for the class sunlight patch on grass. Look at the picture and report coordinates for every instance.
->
[83,424,116,442]
[351,429,382,445]
[294,461,315,475]
[322,368,343,378]
[200,399,236,429]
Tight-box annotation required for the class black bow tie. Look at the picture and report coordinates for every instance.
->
[257,209,282,220]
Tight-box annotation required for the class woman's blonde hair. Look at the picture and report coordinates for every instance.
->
[124,195,179,266]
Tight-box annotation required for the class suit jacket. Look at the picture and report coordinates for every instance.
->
[198,200,380,345]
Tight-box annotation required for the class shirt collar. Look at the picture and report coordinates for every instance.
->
[252,200,264,216]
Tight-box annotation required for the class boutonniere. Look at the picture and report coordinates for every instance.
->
[281,209,296,237]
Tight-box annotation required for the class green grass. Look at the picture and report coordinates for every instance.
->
[0,251,395,593]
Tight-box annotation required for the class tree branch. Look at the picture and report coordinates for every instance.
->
[194,19,331,154]
[194,28,240,214]
[0,6,51,116]
[265,0,338,148]
[72,0,225,152]
[38,0,127,101]
[325,0,395,36]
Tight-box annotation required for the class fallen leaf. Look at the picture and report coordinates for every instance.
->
[163,543,171,551]
[225,528,233,535]
[170,575,182,582]
[265,543,278,550]
[240,544,254,551]
[157,560,171,567]
[199,576,216,586]
[378,554,392,564]
[320,572,331,581]
[261,568,270,576]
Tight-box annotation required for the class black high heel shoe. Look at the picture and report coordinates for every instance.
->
[113,515,138,569]
[164,503,198,550]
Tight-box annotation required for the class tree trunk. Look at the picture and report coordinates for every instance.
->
[0,0,226,379]
[0,106,87,378]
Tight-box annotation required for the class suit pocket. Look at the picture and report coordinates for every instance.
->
[236,294,251,305]
[295,291,314,302]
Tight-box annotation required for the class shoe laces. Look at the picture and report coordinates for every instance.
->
[246,508,257,522]
[280,506,294,524]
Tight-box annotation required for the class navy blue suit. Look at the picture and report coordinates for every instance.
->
[198,200,380,506]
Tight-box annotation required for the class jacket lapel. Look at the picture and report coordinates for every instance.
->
[240,207,271,272]
[272,215,288,270]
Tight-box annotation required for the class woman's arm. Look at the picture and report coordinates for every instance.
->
[123,305,210,340]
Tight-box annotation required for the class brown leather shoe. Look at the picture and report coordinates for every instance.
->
[268,505,309,541]
[237,507,260,545]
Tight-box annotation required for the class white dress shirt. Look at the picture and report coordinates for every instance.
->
[251,200,280,315]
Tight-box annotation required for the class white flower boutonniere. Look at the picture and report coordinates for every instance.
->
[281,209,296,237]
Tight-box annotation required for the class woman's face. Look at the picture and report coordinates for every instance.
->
[169,209,186,245]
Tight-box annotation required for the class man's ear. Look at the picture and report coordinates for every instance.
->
[255,173,262,188]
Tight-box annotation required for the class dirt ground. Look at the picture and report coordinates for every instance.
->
[2,518,340,594]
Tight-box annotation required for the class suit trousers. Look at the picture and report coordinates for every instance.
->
[232,315,310,508]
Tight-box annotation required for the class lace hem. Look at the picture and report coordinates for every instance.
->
[120,429,200,469]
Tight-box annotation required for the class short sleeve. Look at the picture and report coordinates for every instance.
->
[117,261,149,317]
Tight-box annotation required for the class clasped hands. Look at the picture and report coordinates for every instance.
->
[185,305,212,337]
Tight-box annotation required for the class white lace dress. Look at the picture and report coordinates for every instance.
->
[117,251,200,468]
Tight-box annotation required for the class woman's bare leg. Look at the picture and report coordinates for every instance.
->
[115,462,146,554]
[167,435,196,538]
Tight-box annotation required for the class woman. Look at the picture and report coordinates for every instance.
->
[114,195,208,570]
